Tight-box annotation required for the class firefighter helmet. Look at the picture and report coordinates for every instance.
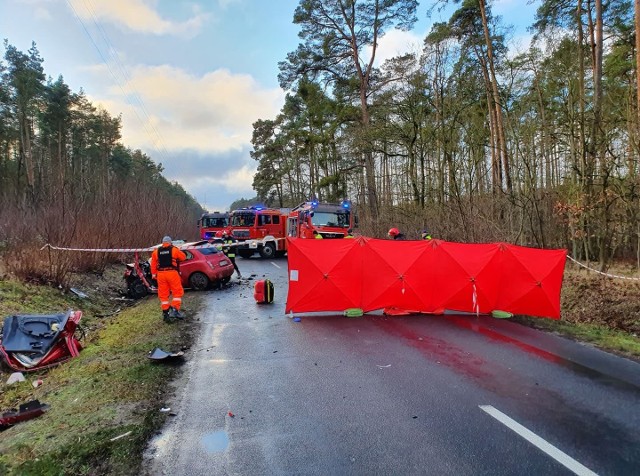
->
[388,228,400,238]
[214,231,223,238]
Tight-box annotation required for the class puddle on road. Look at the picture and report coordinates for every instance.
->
[202,431,229,452]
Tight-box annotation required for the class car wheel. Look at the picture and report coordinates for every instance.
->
[189,272,210,291]
[259,242,276,259]
[128,279,148,299]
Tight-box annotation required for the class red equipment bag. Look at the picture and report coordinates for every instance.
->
[254,279,274,304]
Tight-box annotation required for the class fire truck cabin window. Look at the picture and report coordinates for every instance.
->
[311,212,349,228]
[231,212,254,226]
[203,217,227,228]
[259,215,272,225]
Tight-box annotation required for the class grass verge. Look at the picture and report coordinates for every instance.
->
[513,316,640,359]
[0,275,202,475]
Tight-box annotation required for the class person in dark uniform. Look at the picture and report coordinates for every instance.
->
[222,232,242,279]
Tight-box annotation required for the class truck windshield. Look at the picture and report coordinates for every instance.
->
[202,217,227,228]
[311,212,350,228]
[230,212,255,226]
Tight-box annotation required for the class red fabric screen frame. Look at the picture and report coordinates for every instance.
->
[285,237,566,319]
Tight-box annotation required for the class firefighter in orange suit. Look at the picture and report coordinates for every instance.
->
[151,236,187,321]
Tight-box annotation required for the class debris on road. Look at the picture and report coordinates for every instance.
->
[6,372,25,385]
[0,310,83,372]
[109,430,133,442]
[0,400,50,431]
[148,348,185,361]
[70,287,89,299]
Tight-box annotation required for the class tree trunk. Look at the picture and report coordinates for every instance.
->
[635,0,640,165]
[479,0,511,195]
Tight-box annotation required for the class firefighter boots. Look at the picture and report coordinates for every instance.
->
[168,307,185,320]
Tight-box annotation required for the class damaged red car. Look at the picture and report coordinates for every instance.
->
[178,242,234,290]
[125,241,234,297]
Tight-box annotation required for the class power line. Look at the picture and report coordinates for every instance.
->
[83,0,172,161]
[65,0,172,165]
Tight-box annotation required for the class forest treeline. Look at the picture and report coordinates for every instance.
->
[0,40,203,283]
[251,0,640,270]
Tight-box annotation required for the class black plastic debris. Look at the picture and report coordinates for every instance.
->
[147,347,185,361]
[0,400,50,431]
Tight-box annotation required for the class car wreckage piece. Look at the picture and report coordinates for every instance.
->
[0,400,50,431]
[0,310,83,372]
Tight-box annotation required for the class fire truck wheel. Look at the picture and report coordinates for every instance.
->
[189,272,210,291]
[259,243,276,259]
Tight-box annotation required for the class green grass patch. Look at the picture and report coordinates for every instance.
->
[514,316,640,358]
[0,276,203,475]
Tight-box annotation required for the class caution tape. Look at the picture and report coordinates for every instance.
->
[40,242,224,253]
[566,255,640,281]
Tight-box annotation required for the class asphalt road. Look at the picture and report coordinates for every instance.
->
[145,257,640,476]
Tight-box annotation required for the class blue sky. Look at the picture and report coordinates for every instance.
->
[1,0,539,212]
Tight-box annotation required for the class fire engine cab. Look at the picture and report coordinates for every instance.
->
[225,200,356,258]
[288,200,355,239]
[228,206,288,258]
[198,211,229,240]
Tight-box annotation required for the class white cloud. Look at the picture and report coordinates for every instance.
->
[34,6,52,20]
[67,0,209,37]
[508,32,534,58]
[89,64,284,153]
[86,63,284,203]
[185,165,256,194]
[364,28,425,67]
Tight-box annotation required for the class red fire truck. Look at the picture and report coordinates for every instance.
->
[227,206,289,258]
[287,200,355,239]
[225,200,356,258]
[197,211,229,240]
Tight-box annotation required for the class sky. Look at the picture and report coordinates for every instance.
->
[1,0,539,212]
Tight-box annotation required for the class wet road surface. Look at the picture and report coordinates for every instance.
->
[146,257,640,475]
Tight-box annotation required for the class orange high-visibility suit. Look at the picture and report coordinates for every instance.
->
[151,243,187,312]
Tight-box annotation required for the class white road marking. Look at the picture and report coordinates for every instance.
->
[271,262,281,269]
[479,405,598,476]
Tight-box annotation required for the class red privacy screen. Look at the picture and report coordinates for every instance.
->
[285,237,566,319]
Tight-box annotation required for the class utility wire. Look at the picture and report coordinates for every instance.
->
[83,0,172,161]
[65,0,172,165]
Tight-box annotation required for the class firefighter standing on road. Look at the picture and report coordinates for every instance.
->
[421,229,432,240]
[222,232,242,279]
[151,236,187,322]
[313,229,323,239]
[345,228,354,238]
